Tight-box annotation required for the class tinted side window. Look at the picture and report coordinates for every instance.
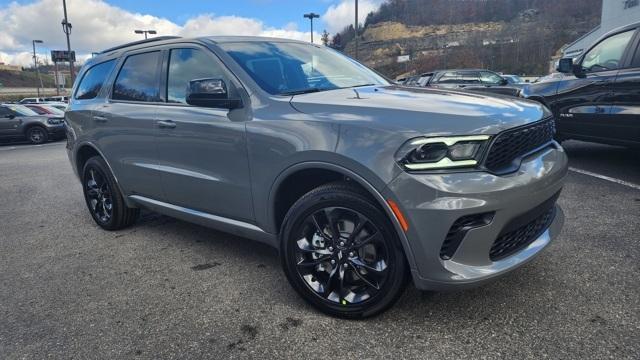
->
[458,71,480,84]
[167,48,234,104]
[74,60,116,100]
[436,72,458,83]
[112,52,161,102]
[480,71,503,85]
[581,30,635,72]
[0,107,14,117]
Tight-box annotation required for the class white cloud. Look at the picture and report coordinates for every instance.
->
[0,0,320,66]
[322,0,383,34]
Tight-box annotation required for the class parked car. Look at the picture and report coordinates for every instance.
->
[44,96,69,103]
[521,22,640,147]
[65,36,566,318]
[502,74,526,85]
[422,69,522,96]
[24,103,66,116]
[0,103,65,144]
[19,97,45,104]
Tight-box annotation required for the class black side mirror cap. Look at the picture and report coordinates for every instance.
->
[557,58,574,73]
[186,78,242,110]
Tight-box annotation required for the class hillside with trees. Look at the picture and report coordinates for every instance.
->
[331,0,602,77]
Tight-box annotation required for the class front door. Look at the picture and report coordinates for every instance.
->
[554,29,636,140]
[609,31,640,145]
[155,47,254,222]
[0,107,22,137]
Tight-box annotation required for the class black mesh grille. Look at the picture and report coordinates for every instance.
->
[440,212,493,260]
[484,118,555,174]
[489,206,556,261]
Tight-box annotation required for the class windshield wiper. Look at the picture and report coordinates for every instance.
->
[280,88,322,96]
[342,83,376,89]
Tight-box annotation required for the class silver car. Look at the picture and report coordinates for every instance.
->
[65,36,567,318]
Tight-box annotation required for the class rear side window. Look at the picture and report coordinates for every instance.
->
[74,60,115,100]
[112,51,161,102]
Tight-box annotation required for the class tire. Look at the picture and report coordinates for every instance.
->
[82,156,139,230]
[280,182,408,319]
[27,126,48,145]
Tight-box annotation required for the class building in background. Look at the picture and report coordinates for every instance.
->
[563,0,640,58]
[0,63,22,72]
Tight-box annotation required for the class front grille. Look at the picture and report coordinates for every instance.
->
[489,199,557,261]
[440,212,494,260]
[484,118,556,174]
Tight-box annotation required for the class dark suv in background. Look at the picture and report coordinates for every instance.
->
[521,22,640,147]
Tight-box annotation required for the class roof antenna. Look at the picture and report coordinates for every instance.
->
[353,88,362,99]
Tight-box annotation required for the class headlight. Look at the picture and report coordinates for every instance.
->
[396,135,490,171]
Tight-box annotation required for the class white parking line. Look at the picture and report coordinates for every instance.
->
[0,142,64,151]
[569,167,640,191]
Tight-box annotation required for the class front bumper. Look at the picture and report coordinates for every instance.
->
[384,142,568,291]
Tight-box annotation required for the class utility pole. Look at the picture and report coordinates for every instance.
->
[134,30,157,39]
[354,0,358,60]
[32,40,44,98]
[303,13,320,43]
[62,0,74,84]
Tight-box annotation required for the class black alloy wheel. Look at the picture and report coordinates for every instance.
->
[82,156,139,230]
[27,127,48,144]
[281,182,408,319]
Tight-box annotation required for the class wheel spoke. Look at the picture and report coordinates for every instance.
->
[347,214,369,242]
[296,256,331,274]
[352,231,381,249]
[323,208,341,240]
[348,262,380,290]
[296,238,332,255]
[350,257,387,273]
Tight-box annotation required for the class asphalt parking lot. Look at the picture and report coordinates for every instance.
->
[0,140,638,359]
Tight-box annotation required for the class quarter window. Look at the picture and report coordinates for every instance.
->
[112,52,161,102]
[167,48,234,104]
[74,60,116,100]
[581,30,635,72]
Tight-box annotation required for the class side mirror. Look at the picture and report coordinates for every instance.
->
[2,114,16,119]
[500,78,509,86]
[186,78,242,109]
[557,58,574,73]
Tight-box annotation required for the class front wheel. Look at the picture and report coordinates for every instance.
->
[280,182,408,319]
[27,127,48,144]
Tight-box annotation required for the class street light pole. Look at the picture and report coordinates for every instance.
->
[134,30,157,39]
[354,0,359,60]
[303,13,320,43]
[62,0,74,84]
[32,40,44,98]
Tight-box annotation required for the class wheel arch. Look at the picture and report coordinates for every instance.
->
[268,161,417,270]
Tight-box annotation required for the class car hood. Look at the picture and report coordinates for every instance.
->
[289,85,547,136]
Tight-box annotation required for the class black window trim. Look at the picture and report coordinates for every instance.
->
[108,49,165,105]
[73,58,117,101]
[578,28,638,73]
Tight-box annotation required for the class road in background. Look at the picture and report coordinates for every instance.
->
[0,141,638,359]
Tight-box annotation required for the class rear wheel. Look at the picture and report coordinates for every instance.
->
[82,156,139,230]
[27,126,48,144]
[280,182,408,319]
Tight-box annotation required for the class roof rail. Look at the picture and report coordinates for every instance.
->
[99,36,182,54]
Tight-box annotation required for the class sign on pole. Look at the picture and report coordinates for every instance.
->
[51,50,76,63]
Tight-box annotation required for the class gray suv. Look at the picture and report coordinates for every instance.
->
[0,104,65,144]
[65,36,567,318]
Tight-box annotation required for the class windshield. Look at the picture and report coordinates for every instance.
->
[220,41,388,95]
[7,104,39,116]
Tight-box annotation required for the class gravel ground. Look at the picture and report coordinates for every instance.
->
[0,141,638,359]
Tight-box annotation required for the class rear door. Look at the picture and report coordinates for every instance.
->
[609,27,640,145]
[94,50,165,200]
[154,45,254,222]
[554,29,636,140]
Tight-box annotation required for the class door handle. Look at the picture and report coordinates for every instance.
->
[157,120,176,129]
[93,116,108,122]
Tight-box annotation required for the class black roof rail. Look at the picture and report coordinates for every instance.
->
[99,36,182,54]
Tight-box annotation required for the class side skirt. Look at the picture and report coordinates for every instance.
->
[128,195,277,247]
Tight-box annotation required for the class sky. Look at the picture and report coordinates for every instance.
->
[0,0,383,66]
